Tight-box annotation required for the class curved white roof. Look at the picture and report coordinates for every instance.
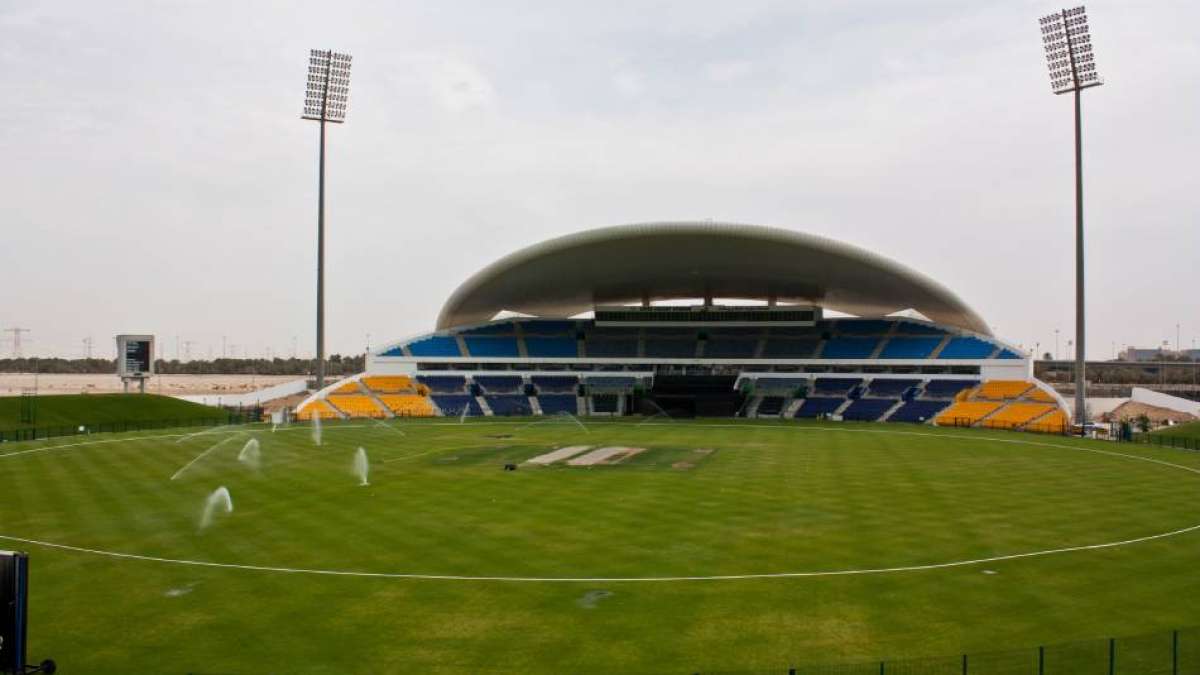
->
[437,222,991,335]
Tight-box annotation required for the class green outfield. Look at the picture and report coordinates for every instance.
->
[0,393,229,430]
[2,418,1199,673]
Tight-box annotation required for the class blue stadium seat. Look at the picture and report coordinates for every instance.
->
[474,375,522,393]
[924,380,978,398]
[704,338,757,358]
[879,337,942,359]
[762,339,818,358]
[525,336,577,357]
[820,337,879,358]
[793,397,844,418]
[841,398,895,421]
[756,396,785,415]
[996,349,1022,359]
[585,376,638,390]
[866,379,921,398]
[538,394,578,415]
[937,337,995,359]
[644,339,696,358]
[464,336,520,357]
[486,395,532,416]
[531,376,579,393]
[431,394,481,416]
[753,377,809,393]
[408,336,461,357]
[888,400,951,423]
[585,338,638,357]
[417,375,467,393]
[813,378,861,395]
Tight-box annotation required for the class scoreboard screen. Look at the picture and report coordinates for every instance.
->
[0,551,28,673]
[115,334,155,378]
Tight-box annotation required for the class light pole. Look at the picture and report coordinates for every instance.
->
[302,49,353,389]
[1038,6,1103,427]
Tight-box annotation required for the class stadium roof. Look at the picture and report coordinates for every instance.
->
[437,222,991,335]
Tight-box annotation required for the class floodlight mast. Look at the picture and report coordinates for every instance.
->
[302,50,352,389]
[1038,7,1101,429]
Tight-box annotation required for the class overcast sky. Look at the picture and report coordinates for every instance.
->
[2,1,1197,361]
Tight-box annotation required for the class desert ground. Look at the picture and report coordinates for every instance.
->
[0,373,299,397]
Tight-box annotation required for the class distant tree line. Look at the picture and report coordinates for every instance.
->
[0,355,365,376]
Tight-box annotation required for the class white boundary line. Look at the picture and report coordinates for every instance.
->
[1,420,1198,582]
[169,432,246,480]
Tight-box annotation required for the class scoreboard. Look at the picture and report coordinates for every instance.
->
[116,334,155,378]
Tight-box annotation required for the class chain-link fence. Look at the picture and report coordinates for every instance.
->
[693,626,1200,675]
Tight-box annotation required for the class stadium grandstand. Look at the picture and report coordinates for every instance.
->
[297,222,1069,431]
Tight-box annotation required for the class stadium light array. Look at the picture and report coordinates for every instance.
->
[1035,7,1102,428]
[301,49,353,390]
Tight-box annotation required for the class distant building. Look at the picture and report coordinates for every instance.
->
[1118,347,1200,362]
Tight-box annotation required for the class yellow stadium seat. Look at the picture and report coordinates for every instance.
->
[975,380,1034,400]
[935,401,1003,427]
[296,399,341,420]
[1026,388,1056,403]
[328,394,386,418]
[980,402,1055,430]
[332,380,361,394]
[1025,409,1069,434]
[362,376,415,393]
[378,394,435,417]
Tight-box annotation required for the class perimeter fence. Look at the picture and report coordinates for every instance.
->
[1133,433,1200,452]
[694,626,1200,675]
[0,413,257,443]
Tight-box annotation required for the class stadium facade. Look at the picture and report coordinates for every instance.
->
[298,222,1070,431]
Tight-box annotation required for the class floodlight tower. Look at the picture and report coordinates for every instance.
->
[1038,7,1102,427]
[301,49,353,389]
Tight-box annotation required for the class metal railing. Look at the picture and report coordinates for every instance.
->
[695,626,1199,674]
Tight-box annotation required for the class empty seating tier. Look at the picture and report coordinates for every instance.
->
[880,337,941,359]
[538,394,579,415]
[865,379,921,398]
[821,337,879,359]
[585,338,638,357]
[762,339,818,358]
[378,394,434,417]
[332,380,361,394]
[431,395,481,417]
[888,400,951,424]
[486,395,532,416]
[756,396,785,416]
[525,336,577,357]
[935,401,1002,427]
[644,339,696,358]
[835,319,894,334]
[1027,388,1057,403]
[531,376,578,393]
[975,380,1034,400]
[521,320,577,335]
[464,336,520,357]
[297,399,340,420]
[1026,409,1068,433]
[981,403,1055,430]
[841,398,896,422]
[473,375,523,393]
[813,378,861,396]
[328,394,386,418]
[407,336,461,357]
[753,377,809,393]
[361,375,415,393]
[937,337,995,359]
[924,380,979,399]
[704,338,758,359]
[793,397,844,418]
[417,376,467,393]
